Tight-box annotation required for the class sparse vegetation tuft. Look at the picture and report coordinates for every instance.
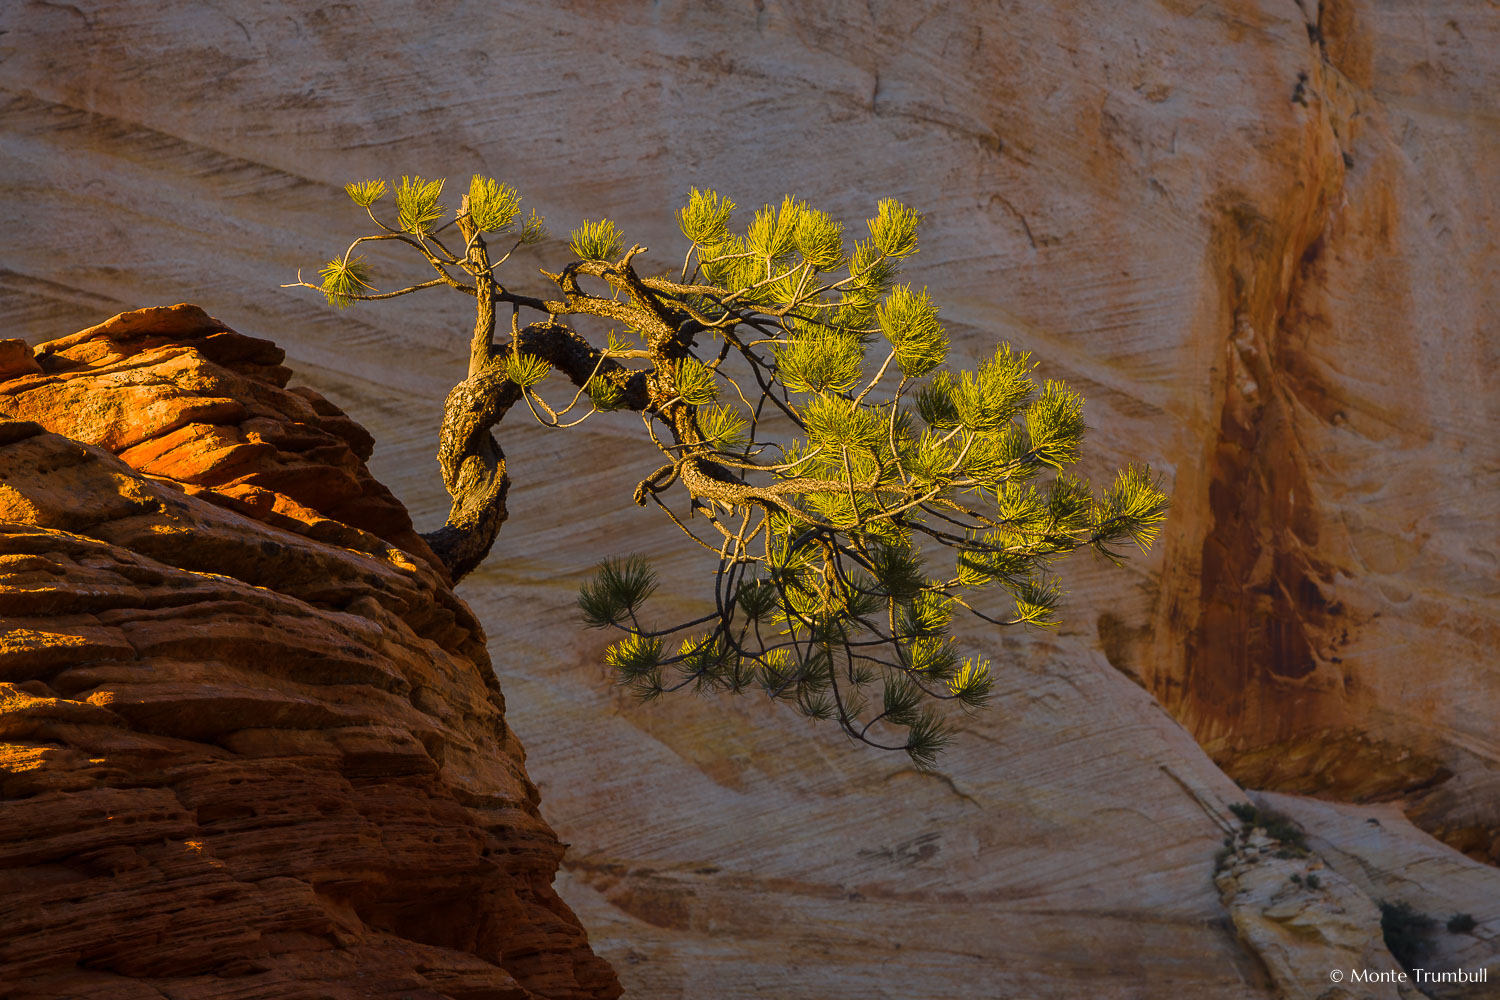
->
[1380,901,1435,970]
[1446,913,1477,934]
[1228,801,1309,853]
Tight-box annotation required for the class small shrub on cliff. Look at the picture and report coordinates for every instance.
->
[289,176,1169,767]
[1380,901,1435,970]
[1228,801,1308,853]
[1446,912,1476,934]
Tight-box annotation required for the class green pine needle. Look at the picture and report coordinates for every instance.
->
[1026,380,1086,468]
[758,649,796,694]
[799,691,837,721]
[868,198,920,259]
[395,175,446,235]
[962,424,1034,487]
[868,543,925,599]
[904,707,952,770]
[580,555,659,629]
[746,196,803,261]
[736,580,780,620]
[1011,575,1062,627]
[606,633,665,682]
[1045,474,1093,533]
[948,345,1035,433]
[794,208,845,271]
[882,676,924,727]
[345,179,387,208]
[678,188,737,246]
[585,375,626,411]
[677,634,719,675]
[699,234,756,290]
[1094,464,1171,554]
[947,656,993,708]
[849,239,898,300]
[954,537,1028,587]
[877,285,948,377]
[318,255,375,309]
[466,175,522,233]
[897,590,953,638]
[698,402,747,450]
[674,356,719,405]
[916,371,960,428]
[900,428,956,488]
[504,351,550,388]
[900,636,958,677]
[774,331,865,395]
[570,218,624,261]
[801,394,885,453]
[518,208,549,245]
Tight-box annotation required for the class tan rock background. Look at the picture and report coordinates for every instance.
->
[2,1,1497,997]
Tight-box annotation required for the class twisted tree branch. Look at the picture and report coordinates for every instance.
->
[421,320,651,581]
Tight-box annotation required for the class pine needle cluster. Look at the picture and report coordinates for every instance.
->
[318,255,375,309]
[570,219,625,262]
[395,175,446,235]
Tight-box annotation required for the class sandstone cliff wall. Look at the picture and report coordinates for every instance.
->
[0,308,619,999]
[1,1,1496,996]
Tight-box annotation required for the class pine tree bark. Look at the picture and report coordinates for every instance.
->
[420,219,653,582]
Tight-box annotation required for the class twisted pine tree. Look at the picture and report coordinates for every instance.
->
[288,175,1169,767]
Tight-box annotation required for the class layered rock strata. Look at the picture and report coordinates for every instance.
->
[1258,791,1500,1000]
[0,309,619,999]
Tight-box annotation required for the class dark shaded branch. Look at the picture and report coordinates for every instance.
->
[421,320,651,582]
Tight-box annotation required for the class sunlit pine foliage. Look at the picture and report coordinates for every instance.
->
[293,175,1170,768]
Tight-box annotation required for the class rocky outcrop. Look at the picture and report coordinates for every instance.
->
[0,312,619,999]
[1,1,1496,995]
[1213,791,1500,1000]
[1215,829,1421,1000]
[5,304,442,574]
[1257,792,1500,1000]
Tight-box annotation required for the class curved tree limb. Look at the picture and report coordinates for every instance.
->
[421,319,652,582]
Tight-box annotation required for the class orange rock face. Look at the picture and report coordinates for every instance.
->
[3,305,444,576]
[0,309,619,999]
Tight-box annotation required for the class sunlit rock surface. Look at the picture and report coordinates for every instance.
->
[2,0,1497,996]
[0,314,619,999]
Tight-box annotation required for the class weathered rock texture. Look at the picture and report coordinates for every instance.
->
[0,310,619,999]
[2,1,1497,996]
[1216,830,1421,1000]
[1214,792,1500,1000]
[1258,791,1500,1000]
